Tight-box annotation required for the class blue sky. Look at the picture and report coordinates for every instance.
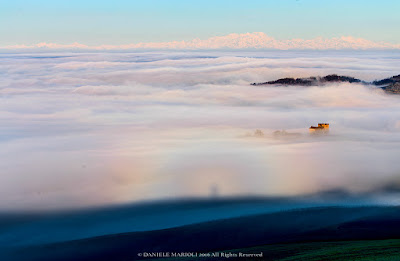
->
[1,0,399,45]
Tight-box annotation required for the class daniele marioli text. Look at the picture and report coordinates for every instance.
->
[138,251,264,258]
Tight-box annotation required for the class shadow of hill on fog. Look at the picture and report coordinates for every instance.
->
[0,196,323,247]
[3,206,400,261]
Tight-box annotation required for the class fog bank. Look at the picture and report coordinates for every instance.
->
[1,50,400,210]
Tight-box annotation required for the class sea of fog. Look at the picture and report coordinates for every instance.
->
[1,50,400,210]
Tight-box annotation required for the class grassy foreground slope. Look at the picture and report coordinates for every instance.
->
[231,240,400,261]
[2,206,400,261]
[149,240,400,261]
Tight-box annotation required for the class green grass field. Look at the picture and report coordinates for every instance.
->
[238,239,400,260]
[150,239,400,261]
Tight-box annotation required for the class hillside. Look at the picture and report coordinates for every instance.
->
[251,74,400,94]
[3,205,400,261]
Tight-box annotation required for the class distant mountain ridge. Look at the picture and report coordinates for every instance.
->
[251,74,400,94]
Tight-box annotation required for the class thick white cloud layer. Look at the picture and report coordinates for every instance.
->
[1,50,400,210]
[2,32,400,50]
